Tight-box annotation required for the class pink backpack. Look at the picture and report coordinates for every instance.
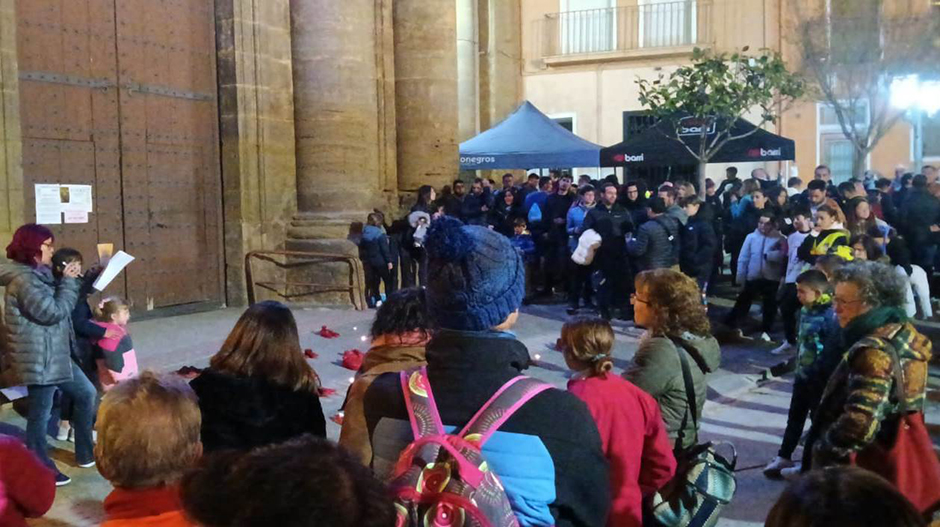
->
[390,367,551,527]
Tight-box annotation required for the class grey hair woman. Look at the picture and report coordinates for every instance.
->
[809,261,939,517]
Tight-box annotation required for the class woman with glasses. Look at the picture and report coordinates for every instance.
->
[809,261,940,518]
[624,269,721,450]
[0,224,96,486]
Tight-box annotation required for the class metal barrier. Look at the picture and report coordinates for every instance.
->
[245,250,368,310]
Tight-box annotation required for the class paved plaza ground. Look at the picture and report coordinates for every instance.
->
[5,297,940,527]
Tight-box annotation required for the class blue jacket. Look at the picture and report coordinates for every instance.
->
[511,232,537,264]
[359,225,392,268]
[364,331,611,527]
[796,300,835,383]
[566,204,592,252]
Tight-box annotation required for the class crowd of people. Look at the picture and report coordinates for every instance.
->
[1,160,939,527]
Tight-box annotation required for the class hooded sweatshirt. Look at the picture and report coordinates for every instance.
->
[624,332,721,449]
[189,369,326,453]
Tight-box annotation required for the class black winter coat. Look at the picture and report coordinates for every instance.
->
[71,271,106,371]
[364,331,611,527]
[627,215,680,271]
[489,200,519,237]
[680,209,718,283]
[900,189,940,245]
[190,369,326,453]
[544,192,576,242]
[461,191,492,226]
[582,202,634,270]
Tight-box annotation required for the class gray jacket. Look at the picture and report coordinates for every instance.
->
[0,263,81,386]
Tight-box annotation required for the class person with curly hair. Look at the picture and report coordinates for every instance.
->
[624,269,721,449]
[180,435,395,527]
[810,261,940,517]
[339,288,431,464]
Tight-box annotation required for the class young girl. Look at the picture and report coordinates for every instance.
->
[562,318,676,527]
[93,297,139,391]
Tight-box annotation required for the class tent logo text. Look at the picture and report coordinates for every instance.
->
[614,153,645,162]
[677,117,716,136]
[460,156,496,165]
[748,148,781,157]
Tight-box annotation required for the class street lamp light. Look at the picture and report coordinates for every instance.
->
[890,75,940,173]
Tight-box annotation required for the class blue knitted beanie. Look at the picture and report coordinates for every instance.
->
[424,216,525,331]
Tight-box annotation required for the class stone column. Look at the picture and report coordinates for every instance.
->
[478,0,522,132]
[0,0,23,247]
[288,0,382,241]
[393,0,459,192]
[216,0,297,305]
[457,0,479,143]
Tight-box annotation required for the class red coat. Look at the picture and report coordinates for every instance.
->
[568,374,677,527]
[0,434,55,527]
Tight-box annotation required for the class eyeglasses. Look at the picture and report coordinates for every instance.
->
[630,293,650,305]
[832,297,864,308]
[41,241,54,249]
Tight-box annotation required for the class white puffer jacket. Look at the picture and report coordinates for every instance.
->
[571,229,602,266]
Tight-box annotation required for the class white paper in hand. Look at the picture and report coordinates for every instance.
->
[93,250,135,291]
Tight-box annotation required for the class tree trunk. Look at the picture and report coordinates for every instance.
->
[697,161,707,198]
[851,145,868,180]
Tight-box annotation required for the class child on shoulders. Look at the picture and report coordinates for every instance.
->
[562,318,676,527]
[93,297,139,391]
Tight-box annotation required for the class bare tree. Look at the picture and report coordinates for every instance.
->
[791,0,940,178]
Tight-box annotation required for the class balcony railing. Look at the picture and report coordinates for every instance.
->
[540,1,713,59]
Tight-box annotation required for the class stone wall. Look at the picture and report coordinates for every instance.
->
[216,0,298,305]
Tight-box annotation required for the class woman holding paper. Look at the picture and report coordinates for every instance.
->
[0,224,96,486]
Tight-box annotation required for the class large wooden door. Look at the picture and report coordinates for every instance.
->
[16,0,224,311]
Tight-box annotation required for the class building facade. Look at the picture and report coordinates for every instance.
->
[521,0,938,184]
[0,0,522,311]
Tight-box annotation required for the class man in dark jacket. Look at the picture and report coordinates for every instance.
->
[364,217,611,527]
[899,175,940,276]
[543,175,575,295]
[582,182,635,320]
[627,197,680,272]
[679,195,717,291]
[461,178,493,226]
[620,180,649,227]
[441,179,466,219]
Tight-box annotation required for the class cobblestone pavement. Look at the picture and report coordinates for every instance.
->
[6,300,938,526]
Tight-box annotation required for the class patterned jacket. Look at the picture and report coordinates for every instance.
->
[795,299,835,383]
[813,322,931,463]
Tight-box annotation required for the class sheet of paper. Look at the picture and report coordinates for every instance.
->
[0,386,27,401]
[35,184,62,225]
[97,243,114,264]
[64,210,89,224]
[62,184,93,213]
[93,250,135,291]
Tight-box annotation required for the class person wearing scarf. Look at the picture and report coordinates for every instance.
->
[810,261,938,516]
[339,288,431,465]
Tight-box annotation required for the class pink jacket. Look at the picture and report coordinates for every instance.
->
[94,321,139,390]
[0,435,55,527]
[568,374,677,527]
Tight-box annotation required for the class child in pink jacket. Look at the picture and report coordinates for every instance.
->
[93,297,139,391]
[562,318,676,527]
[0,434,55,527]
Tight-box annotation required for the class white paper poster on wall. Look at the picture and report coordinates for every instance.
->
[34,183,94,224]
[35,184,63,224]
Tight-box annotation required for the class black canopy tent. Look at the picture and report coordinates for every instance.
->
[600,116,796,168]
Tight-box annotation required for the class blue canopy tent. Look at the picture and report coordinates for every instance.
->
[459,101,602,169]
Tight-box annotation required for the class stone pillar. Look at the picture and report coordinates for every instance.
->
[0,0,23,248]
[478,0,523,132]
[393,0,459,192]
[288,0,382,240]
[457,0,479,142]
[216,0,298,305]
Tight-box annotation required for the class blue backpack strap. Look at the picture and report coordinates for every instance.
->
[458,376,552,447]
[400,367,445,439]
